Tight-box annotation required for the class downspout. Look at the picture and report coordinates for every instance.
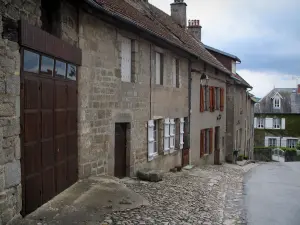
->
[150,44,152,119]
[188,59,192,165]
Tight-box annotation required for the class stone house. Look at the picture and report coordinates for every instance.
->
[254,86,300,149]
[0,0,242,223]
[204,45,255,161]
[186,20,232,166]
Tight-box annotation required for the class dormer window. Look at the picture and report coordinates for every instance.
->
[273,98,280,109]
[271,92,282,109]
[232,61,236,73]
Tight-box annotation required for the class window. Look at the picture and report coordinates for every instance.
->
[23,50,40,73]
[55,60,67,77]
[164,118,170,153]
[155,52,163,85]
[204,86,209,111]
[148,120,158,160]
[287,139,297,149]
[215,87,220,110]
[257,118,265,128]
[170,119,176,151]
[273,118,281,129]
[232,61,236,73]
[172,59,180,88]
[41,56,54,75]
[268,138,277,147]
[121,36,132,82]
[179,118,184,150]
[200,128,213,157]
[67,64,77,81]
[273,97,280,109]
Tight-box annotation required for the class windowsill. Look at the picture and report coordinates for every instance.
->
[163,150,170,155]
[148,152,159,161]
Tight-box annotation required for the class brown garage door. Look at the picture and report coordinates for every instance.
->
[21,49,78,215]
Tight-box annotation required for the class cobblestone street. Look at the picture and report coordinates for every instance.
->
[101,163,258,225]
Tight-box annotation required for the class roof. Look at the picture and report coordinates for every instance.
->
[87,0,231,75]
[254,88,300,114]
[204,44,241,62]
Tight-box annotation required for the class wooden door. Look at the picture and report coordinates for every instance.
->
[214,126,221,165]
[21,49,78,215]
[114,123,127,178]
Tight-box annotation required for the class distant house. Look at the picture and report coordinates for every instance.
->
[254,86,300,149]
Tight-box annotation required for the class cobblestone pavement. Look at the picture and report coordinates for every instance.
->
[101,163,259,225]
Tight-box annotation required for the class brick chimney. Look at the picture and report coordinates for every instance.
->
[297,84,300,94]
[171,0,187,28]
[188,19,202,41]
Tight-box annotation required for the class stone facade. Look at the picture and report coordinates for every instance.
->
[190,62,227,166]
[75,11,189,177]
[0,0,41,223]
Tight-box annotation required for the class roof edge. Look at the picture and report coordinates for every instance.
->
[204,45,241,62]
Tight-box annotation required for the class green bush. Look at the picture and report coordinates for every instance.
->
[243,156,249,160]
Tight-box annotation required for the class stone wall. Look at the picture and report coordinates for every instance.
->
[75,10,189,177]
[190,62,227,166]
[0,0,41,223]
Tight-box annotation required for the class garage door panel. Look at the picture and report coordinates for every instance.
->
[24,174,42,215]
[41,80,54,109]
[67,85,77,108]
[41,141,54,168]
[24,78,39,110]
[67,134,77,156]
[42,167,55,203]
[56,162,67,193]
[67,156,78,186]
[41,111,53,139]
[67,110,77,133]
[55,83,67,108]
[55,111,67,135]
[24,143,41,176]
[24,112,39,143]
[55,136,67,162]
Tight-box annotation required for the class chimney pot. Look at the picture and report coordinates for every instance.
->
[187,18,202,41]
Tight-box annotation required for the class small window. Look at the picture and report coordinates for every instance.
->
[23,50,40,73]
[268,138,277,147]
[121,36,132,82]
[55,60,67,77]
[204,86,209,111]
[67,64,77,80]
[287,139,297,149]
[273,118,281,129]
[41,56,54,75]
[215,87,220,110]
[155,52,163,85]
[257,118,265,128]
[273,98,280,109]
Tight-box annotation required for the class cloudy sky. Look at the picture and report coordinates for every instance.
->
[149,0,300,98]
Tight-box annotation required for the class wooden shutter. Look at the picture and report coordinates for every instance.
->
[220,88,224,111]
[170,119,175,150]
[179,118,184,149]
[254,117,257,128]
[121,36,132,82]
[164,118,170,152]
[281,118,286,129]
[209,128,213,154]
[148,120,155,161]
[265,118,273,129]
[200,130,205,157]
[200,85,204,112]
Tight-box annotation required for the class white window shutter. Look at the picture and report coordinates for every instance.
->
[169,119,175,150]
[180,118,184,149]
[164,118,170,152]
[148,120,155,160]
[155,53,161,85]
[121,36,132,82]
[264,137,268,147]
[281,118,286,129]
[281,137,287,147]
[254,117,257,128]
[276,137,280,147]
[265,118,273,129]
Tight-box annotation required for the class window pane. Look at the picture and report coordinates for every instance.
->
[55,60,67,77]
[67,64,77,80]
[41,56,54,75]
[24,50,40,73]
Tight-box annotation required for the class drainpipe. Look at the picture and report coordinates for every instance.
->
[149,44,152,119]
[188,59,192,165]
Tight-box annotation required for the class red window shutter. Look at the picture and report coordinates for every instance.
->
[220,88,224,111]
[200,130,205,157]
[209,128,213,154]
[200,85,204,112]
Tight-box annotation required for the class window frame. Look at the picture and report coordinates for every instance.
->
[273,118,281,129]
[273,97,280,109]
[257,118,265,128]
[120,35,132,82]
[232,61,236,73]
[287,139,297,149]
[155,52,163,85]
[268,138,277,147]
